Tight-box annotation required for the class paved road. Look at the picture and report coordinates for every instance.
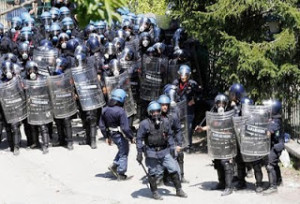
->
[0,133,299,204]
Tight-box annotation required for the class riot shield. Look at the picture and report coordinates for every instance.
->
[167,62,179,84]
[240,105,271,157]
[0,77,27,124]
[125,39,138,58]
[47,71,77,119]
[174,100,189,148]
[119,59,135,71]
[33,47,58,76]
[25,78,53,125]
[206,110,237,159]
[233,116,263,162]
[105,71,136,117]
[140,55,168,101]
[71,66,106,111]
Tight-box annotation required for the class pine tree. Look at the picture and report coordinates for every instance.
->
[171,0,300,104]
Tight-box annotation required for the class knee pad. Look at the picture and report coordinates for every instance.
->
[266,164,274,172]
[63,118,72,128]
[224,162,233,172]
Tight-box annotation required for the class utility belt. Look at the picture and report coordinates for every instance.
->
[108,126,123,136]
[148,145,168,152]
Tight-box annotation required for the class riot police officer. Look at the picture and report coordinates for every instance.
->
[0,61,23,155]
[157,94,189,183]
[99,89,135,180]
[229,83,247,190]
[25,61,51,154]
[172,64,201,152]
[136,101,187,200]
[264,100,284,194]
[195,94,234,196]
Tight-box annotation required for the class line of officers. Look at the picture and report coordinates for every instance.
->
[0,6,200,200]
[194,84,285,196]
[0,7,283,200]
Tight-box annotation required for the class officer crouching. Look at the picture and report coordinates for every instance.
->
[136,101,187,200]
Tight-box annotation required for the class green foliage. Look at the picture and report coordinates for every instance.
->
[171,0,300,104]
[126,0,168,15]
[71,0,126,27]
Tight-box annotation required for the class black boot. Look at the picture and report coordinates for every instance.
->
[40,125,49,154]
[212,167,225,190]
[12,123,21,156]
[222,163,233,196]
[89,110,97,149]
[170,173,188,198]
[23,120,32,147]
[55,120,66,146]
[235,161,247,190]
[264,165,278,195]
[253,163,263,193]
[64,118,73,150]
[148,176,163,200]
[108,163,118,177]
[30,126,39,149]
[274,165,283,186]
[6,125,14,151]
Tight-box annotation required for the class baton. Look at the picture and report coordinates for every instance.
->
[196,106,214,127]
[138,161,150,189]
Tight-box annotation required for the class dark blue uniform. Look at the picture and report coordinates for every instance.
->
[172,78,201,147]
[266,114,284,188]
[99,105,133,175]
[162,108,186,179]
[136,117,185,197]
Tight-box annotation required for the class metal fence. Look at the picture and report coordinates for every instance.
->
[0,0,14,29]
[284,101,300,142]
[0,0,51,30]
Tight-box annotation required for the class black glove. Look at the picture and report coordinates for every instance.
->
[170,148,176,158]
[136,152,143,163]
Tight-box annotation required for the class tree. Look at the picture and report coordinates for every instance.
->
[71,0,126,27]
[126,0,168,15]
[171,0,300,105]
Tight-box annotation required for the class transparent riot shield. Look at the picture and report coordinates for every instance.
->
[167,63,179,84]
[125,39,138,58]
[0,77,27,124]
[233,116,263,162]
[71,66,106,111]
[33,47,58,76]
[206,109,237,159]
[105,71,136,117]
[47,71,77,119]
[140,55,168,101]
[240,105,271,157]
[119,59,135,71]
[25,78,53,125]
[175,100,189,148]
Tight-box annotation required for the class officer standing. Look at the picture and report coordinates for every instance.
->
[228,83,247,190]
[136,101,187,200]
[195,94,234,196]
[172,64,201,152]
[99,89,135,181]
[157,94,188,183]
[264,100,284,194]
